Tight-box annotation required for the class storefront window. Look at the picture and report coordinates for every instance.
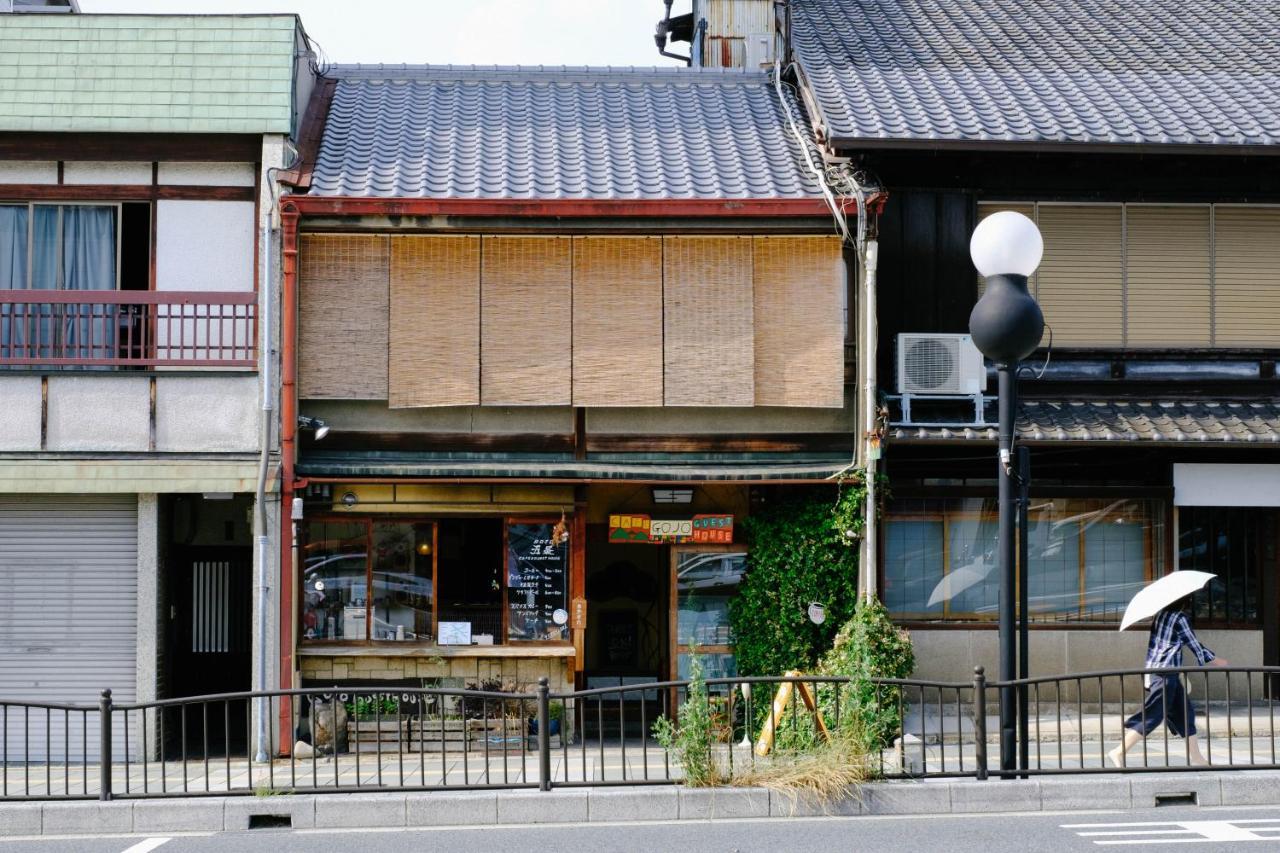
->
[302,516,572,646]
[674,549,745,679]
[301,520,368,641]
[1179,507,1270,625]
[884,498,1165,623]
[370,522,434,642]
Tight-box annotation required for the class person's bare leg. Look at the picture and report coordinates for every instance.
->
[1187,735,1209,766]
[1108,729,1143,767]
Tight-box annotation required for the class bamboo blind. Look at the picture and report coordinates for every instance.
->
[1126,206,1211,347]
[388,236,481,408]
[480,236,572,405]
[1213,207,1280,347]
[662,236,755,407]
[1035,205,1124,346]
[752,235,845,407]
[298,234,388,399]
[976,204,1035,296]
[571,236,663,407]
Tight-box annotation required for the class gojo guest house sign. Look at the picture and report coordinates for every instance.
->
[608,514,733,544]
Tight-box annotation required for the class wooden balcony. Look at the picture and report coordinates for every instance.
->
[0,290,256,369]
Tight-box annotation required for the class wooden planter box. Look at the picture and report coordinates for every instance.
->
[347,719,408,752]
[407,717,527,753]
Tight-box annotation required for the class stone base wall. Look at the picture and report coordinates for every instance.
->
[299,655,573,692]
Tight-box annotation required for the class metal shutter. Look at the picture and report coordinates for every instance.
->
[0,495,137,761]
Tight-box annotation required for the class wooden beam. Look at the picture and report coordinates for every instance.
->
[0,133,263,162]
[0,184,254,202]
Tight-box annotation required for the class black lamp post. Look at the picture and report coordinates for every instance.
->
[967,211,1044,777]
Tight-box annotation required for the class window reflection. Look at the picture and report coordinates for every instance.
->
[371,522,434,642]
[302,520,368,641]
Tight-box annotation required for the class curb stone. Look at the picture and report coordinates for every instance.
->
[12,770,1280,834]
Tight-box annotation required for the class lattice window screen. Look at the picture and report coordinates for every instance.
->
[298,234,388,399]
[572,236,663,407]
[480,236,572,405]
[753,235,845,407]
[389,235,480,408]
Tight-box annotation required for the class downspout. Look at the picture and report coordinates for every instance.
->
[278,202,300,736]
[861,240,879,603]
[253,161,284,763]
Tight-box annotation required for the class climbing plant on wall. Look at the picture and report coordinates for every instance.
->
[730,479,866,677]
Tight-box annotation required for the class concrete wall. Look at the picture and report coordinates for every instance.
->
[908,628,1264,701]
[61,161,152,185]
[46,376,151,451]
[157,162,256,187]
[155,375,258,452]
[136,494,159,760]
[0,376,41,450]
[0,160,56,183]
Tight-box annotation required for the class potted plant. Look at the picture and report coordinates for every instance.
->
[527,700,563,738]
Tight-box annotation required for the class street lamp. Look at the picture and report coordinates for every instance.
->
[967,211,1044,777]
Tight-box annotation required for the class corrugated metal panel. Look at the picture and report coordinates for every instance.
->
[480,237,572,406]
[663,236,754,407]
[1213,207,1280,347]
[697,0,774,38]
[0,495,137,761]
[704,37,746,70]
[1126,206,1212,347]
[572,237,663,407]
[1035,205,1124,346]
[299,235,389,400]
[389,236,481,408]
[753,236,845,407]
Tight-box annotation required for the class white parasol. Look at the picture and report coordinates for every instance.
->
[1118,571,1216,631]
[926,557,994,608]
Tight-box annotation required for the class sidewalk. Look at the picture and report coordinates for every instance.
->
[5,771,1280,836]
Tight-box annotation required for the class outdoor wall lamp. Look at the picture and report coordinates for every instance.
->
[297,415,330,441]
[968,211,1044,779]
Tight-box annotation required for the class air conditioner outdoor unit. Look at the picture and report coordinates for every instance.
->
[896,333,986,395]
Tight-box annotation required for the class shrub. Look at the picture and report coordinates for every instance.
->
[730,482,865,678]
[652,655,721,786]
[818,599,915,748]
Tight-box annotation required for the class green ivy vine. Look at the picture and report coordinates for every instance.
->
[729,478,866,677]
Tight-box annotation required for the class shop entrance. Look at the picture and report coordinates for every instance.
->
[160,494,253,757]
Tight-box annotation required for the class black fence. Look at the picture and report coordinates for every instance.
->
[5,666,1280,801]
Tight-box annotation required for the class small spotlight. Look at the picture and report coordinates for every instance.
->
[298,415,330,441]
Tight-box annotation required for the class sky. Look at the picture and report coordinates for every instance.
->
[78,0,693,67]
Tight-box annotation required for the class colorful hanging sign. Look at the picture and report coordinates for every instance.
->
[608,514,734,544]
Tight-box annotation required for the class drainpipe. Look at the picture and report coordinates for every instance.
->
[278,202,300,745]
[253,165,282,764]
[861,239,879,603]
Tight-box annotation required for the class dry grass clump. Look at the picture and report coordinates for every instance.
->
[732,733,873,813]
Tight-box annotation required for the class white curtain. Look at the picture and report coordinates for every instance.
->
[0,205,28,360]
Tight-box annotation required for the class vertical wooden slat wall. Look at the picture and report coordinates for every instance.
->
[298,234,389,399]
[1213,207,1280,347]
[389,235,480,408]
[975,203,1036,296]
[753,235,845,407]
[480,236,573,405]
[1126,205,1211,347]
[571,236,663,407]
[663,236,755,407]
[1035,205,1124,346]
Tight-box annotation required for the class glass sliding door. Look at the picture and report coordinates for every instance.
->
[671,545,746,681]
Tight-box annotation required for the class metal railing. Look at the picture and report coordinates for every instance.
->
[6,666,1280,801]
[0,290,257,368]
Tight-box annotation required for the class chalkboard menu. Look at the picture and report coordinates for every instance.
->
[506,522,569,641]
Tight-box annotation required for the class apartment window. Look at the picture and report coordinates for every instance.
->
[976,203,1280,348]
[883,498,1165,623]
[301,516,569,645]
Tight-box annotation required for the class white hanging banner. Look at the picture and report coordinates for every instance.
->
[1173,464,1280,507]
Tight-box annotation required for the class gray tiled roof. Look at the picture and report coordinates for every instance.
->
[891,400,1280,444]
[790,0,1280,149]
[309,65,825,199]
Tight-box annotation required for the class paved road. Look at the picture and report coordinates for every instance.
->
[11,806,1280,853]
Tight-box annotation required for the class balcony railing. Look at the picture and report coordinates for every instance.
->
[0,291,257,369]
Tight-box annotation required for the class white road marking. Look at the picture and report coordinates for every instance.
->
[120,839,172,853]
[1064,819,1280,845]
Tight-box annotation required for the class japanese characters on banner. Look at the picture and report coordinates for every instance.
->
[607,514,734,544]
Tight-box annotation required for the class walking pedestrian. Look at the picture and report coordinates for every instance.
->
[1108,597,1229,768]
